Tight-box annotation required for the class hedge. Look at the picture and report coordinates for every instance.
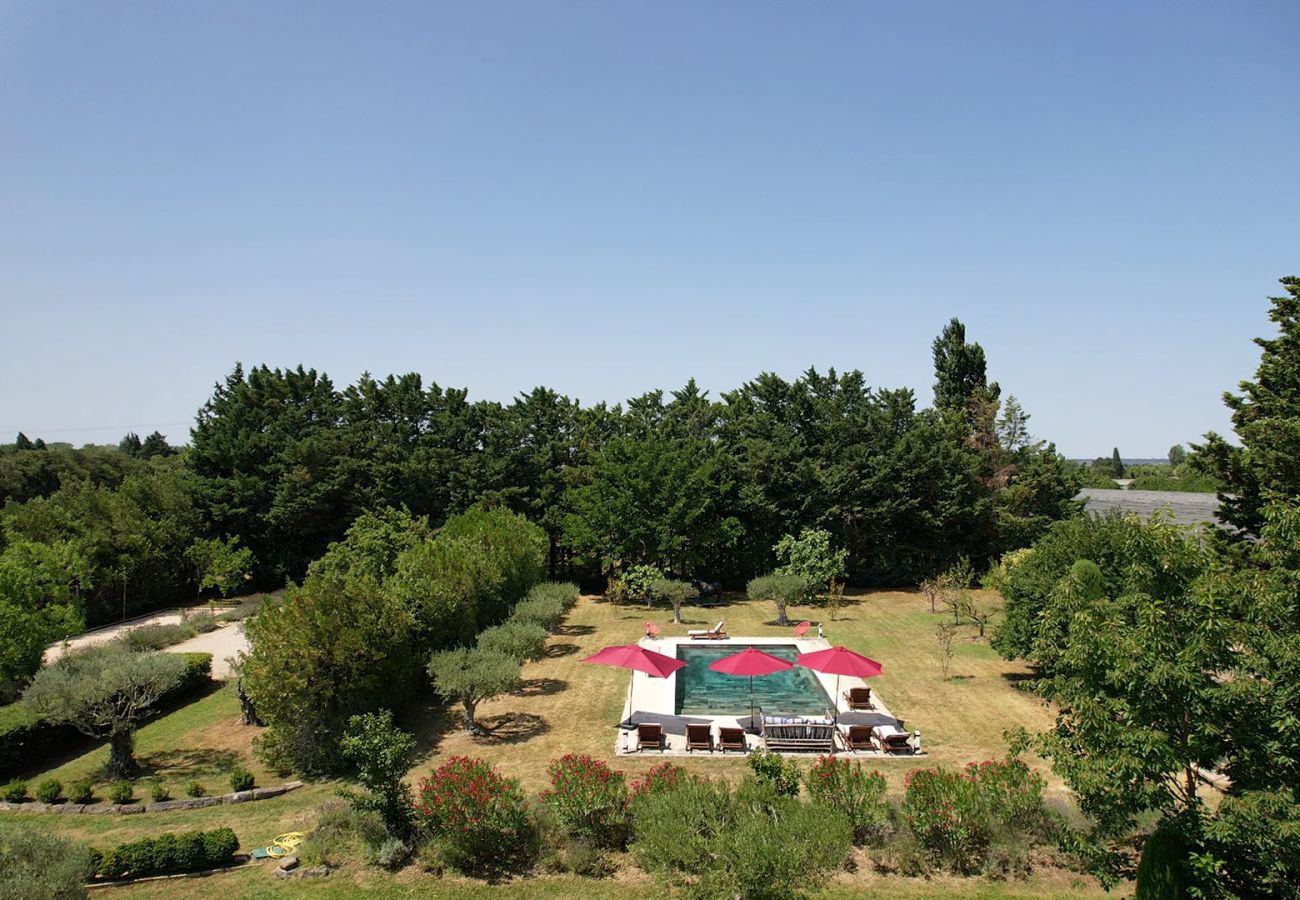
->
[0,653,213,779]
[93,826,238,880]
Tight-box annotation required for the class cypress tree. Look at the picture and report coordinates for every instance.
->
[1194,276,1300,535]
[1110,447,1124,478]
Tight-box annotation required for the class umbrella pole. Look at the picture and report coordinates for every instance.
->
[626,673,635,729]
[749,675,755,733]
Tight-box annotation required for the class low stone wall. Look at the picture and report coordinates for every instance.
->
[0,781,303,815]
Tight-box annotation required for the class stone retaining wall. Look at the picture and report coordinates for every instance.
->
[0,781,303,815]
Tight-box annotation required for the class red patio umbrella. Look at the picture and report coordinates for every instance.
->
[582,644,686,727]
[795,646,883,723]
[708,647,793,732]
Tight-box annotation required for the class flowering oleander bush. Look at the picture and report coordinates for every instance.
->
[628,762,685,806]
[965,757,1048,833]
[413,756,533,873]
[903,767,990,873]
[901,757,1053,875]
[806,756,891,845]
[540,754,628,848]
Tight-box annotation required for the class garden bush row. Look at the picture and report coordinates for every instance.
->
[0,652,212,779]
[332,750,1063,894]
[93,827,239,880]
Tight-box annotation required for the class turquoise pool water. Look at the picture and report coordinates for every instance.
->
[674,644,831,717]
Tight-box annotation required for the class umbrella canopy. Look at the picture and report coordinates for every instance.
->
[708,647,793,677]
[708,647,793,732]
[582,644,686,728]
[795,646,883,678]
[582,644,685,678]
[795,646,883,729]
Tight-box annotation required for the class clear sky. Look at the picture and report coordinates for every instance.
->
[1,1,1296,457]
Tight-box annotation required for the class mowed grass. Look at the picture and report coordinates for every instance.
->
[3,588,1104,897]
[408,588,1061,796]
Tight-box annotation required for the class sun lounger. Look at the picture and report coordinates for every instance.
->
[637,722,665,752]
[688,620,727,640]
[872,724,915,754]
[840,723,874,752]
[686,723,713,752]
[843,686,872,710]
[718,726,746,753]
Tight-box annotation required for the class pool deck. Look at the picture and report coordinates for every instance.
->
[614,635,921,758]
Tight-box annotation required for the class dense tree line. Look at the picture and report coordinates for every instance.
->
[993,278,1300,895]
[186,321,1078,588]
[0,319,1079,696]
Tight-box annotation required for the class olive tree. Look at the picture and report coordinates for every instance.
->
[650,577,695,624]
[23,646,186,778]
[427,647,521,733]
[747,573,807,627]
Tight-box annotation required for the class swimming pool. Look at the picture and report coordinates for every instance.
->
[674,644,832,717]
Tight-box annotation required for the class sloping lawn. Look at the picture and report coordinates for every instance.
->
[409,588,1062,796]
[4,588,1099,897]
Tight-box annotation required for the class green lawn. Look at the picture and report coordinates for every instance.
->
[2,588,1109,896]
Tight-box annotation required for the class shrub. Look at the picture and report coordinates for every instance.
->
[541,754,629,848]
[0,822,96,897]
[628,761,685,805]
[69,778,94,804]
[902,767,989,873]
[300,801,386,869]
[965,757,1049,835]
[339,709,417,837]
[185,780,204,798]
[805,756,890,845]
[477,620,548,662]
[1,778,28,802]
[1135,821,1191,900]
[630,775,852,899]
[34,777,63,804]
[95,827,238,879]
[511,582,578,630]
[118,622,193,653]
[372,837,411,871]
[228,767,254,792]
[622,564,664,605]
[149,782,171,802]
[108,781,134,804]
[413,756,533,874]
[746,747,802,797]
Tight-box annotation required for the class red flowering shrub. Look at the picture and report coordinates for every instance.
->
[901,757,1051,874]
[540,755,628,848]
[963,757,1047,833]
[902,767,989,872]
[805,756,890,845]
[628,762,685,806]
[413,756,532,872]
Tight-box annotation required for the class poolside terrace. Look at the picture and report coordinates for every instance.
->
[613,634,922,758]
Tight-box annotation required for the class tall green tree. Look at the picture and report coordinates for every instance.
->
[931,317,999,414]
[1194,276,1300,536]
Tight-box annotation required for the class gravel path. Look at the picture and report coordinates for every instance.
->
[43,610,185,665]
[43,610,251,679]
[168,623,250,679]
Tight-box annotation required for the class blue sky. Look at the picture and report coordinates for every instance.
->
[1,1,1296,457]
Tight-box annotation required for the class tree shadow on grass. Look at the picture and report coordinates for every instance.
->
[542,642,578,659]
[402,696,460,761]
[134,748,241,780]
[552,624,595,637]
[472,712,549,745]
[512,677,568,698]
